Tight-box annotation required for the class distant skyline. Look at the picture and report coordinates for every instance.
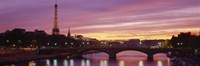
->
[0,0,200,40]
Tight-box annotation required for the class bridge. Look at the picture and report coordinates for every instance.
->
[38,47,188,60]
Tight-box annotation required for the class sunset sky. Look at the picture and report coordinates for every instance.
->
[0,0,200,40]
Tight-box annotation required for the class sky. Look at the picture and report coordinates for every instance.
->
[0,0,200,40]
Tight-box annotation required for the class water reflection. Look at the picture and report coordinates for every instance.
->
[81,60,85,66]
[119,60,124,66]
[53,59,58,66]
[100,60,108,66]
[11,64,15,66]
[46,59,50,66]
[86,60,90,66]
[29,61,36,66]
[81,60,91,66]
[64,59,68,66]
[4,51,171,66]
[5,58,170,66]
[167,59,170,66]
[138,61,143,66]
[70,59,74,66]
[157,61,163,66]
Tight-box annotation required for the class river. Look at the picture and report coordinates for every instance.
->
[3,51,171,66]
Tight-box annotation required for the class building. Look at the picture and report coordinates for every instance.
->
[52,0,60,35]
[125,39,140,47]
[141,40,165,48]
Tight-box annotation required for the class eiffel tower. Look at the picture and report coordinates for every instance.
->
[52,0,60,35]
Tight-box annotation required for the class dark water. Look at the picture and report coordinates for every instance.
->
[3,51,171,66]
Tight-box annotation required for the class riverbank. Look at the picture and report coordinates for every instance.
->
[0,53,70,65]
[170,56,200,66]
[179,57,200,66]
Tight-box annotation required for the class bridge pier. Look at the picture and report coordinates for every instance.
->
[147,54,153,61]
[109,53,116,60]
[71,54,83,59]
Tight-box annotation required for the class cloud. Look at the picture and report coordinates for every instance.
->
[0,0,200,40]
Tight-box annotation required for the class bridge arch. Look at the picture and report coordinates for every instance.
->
[106,49,169,60]
[116,50,148,55]
[153,52,171,59]
[116,50,148,59]
[106,49,151,60]
[74,49,110,59]
[79,49,110,55]
[153,53,167,57]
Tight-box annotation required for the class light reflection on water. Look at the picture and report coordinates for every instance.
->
[64,60,68,66]
[54,59,58,66]
[86,60,90,66]
[46,59,50,66]
[81,60,85,66]
[70,60,74,66]
[4,51,171,66]
[11,64,15,66]
[119,60,124,66]
[29,61,36,66]
[157,61,163,66]
[138,61,143,66]
[100,60,108,66]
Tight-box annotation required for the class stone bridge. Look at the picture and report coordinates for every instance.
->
[39,47,187,60]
